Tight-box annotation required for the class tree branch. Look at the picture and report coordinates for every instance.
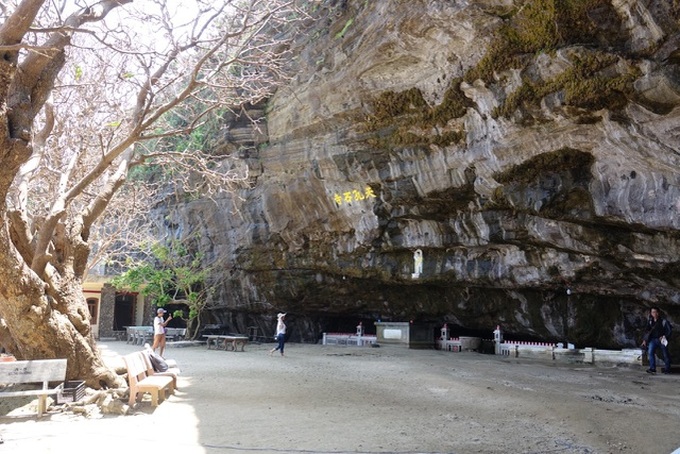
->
[0,0,44,49]
[8,0,132,141]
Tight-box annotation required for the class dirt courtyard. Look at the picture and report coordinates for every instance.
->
[1,340,679,454]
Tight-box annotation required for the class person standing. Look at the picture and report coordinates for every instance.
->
[269,313,287,356]
[152,307,173,358]
[641,306,672,374]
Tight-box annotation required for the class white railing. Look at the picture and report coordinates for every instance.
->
[436,338,462,352]
[322,332,377,347]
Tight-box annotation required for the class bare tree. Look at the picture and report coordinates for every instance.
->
[0,0,305,387]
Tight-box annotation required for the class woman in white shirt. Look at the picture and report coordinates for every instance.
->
[269,313,287,356]
[152,307,172,357]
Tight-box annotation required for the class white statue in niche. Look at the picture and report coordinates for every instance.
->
[412,249,423,279]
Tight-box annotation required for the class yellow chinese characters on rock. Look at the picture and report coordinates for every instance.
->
[333,186,377,206]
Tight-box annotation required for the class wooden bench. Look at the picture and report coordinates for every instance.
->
[123,351,174,406]
[139,349,181,391]
[0,358,67,416]
[203,335,249,352]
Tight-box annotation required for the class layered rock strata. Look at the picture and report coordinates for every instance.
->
[162,0,680,349]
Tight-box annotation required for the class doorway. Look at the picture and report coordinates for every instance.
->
[113,293,136,330]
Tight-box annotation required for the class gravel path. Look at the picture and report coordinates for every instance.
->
[1,341,679,453]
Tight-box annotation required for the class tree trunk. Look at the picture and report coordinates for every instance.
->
[0,0,135,390]
[0,0,296,389]
[0,223,124,388]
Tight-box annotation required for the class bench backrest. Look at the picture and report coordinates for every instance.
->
[123,352,150,387]
[139,350,161,376]
[136,326,153,333]
[124,351,171,384]
[0,359,67,385]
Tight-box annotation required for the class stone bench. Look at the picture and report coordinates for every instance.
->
[125,326,153,345]
[203,335,249,351]
[166,327,187,342]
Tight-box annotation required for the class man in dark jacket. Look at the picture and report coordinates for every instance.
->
[641,307,672,374]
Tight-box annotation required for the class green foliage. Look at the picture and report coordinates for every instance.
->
[175,126,209,153]
[111,239,212,338]
[124,98,230,192]
[160,99,227,154]
[127,163,163,183]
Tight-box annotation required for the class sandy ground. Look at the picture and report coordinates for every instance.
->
[0,340,679,454]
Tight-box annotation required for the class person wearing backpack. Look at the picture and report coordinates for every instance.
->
[641,306,672,374]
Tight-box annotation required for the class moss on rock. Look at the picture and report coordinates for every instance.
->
[363,83,468,150]
[496,50,640,117]
[363,0,637,147]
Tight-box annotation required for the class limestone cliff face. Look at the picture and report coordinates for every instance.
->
[166,0,680,348]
